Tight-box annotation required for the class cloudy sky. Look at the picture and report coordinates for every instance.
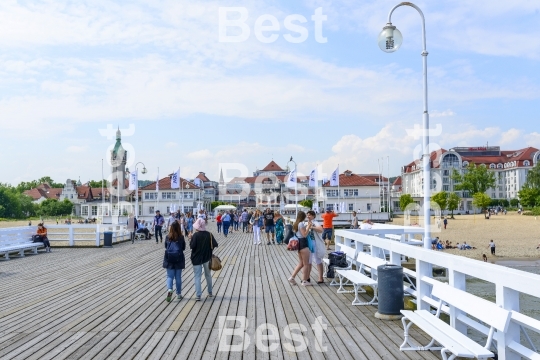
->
[1,0,539,185]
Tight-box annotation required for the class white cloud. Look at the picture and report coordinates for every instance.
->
[525,132,540,148]
[499,128,521,145]
[66,145,87,153]
[165,142,178,149]
[431,110,455,118]
[186,149,213,160]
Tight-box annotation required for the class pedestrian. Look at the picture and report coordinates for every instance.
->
[443,217,448,229]
[351,211,359,229]
[127,213,137,243]
[222,211,231,237]
[487,239,496,255]
[287,211,313,286]
[190,218,218,301]
[163,221,186,302]
[247,211,253,233]
[307,210,326,284]
[241,209,249,233]
[254,210,264,245]
[186,212,194,237]
[233,212,239,231]
[264,209,276,245]
[33,223,51,253]
[216,212,223,233]
[153,210,165,243]
[321,207,337,250]
[167,212,176,232]
[275,212,285,244]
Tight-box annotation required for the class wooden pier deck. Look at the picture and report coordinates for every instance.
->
[0,223,439,359]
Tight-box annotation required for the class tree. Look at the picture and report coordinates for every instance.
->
[524,162,540,189]
[518,186,540,208]
[399,194,414,211]
[510,198,519,207]
[88,179,107,188]
[299,199,313,209]
[38,198,73,217]
[472,192,491,212]
[431,191,448,213]
[452,163,496,195]
[447,192,460,219]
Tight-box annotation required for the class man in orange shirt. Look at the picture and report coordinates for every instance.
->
[321,207,338,250]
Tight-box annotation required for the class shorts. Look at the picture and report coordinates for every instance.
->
[298,237,309,251]
[265,225,275,233]
[322,228,333,240]
[431,239,437,245]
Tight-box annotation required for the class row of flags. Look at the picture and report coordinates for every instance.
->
[287,165,340,188]
[129,168,182,191]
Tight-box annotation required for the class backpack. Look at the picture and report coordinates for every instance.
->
[328,252,348,268]
[166,241,182,264]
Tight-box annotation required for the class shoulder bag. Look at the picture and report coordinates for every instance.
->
[209,234,222,271]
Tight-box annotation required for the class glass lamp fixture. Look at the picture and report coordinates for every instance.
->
[378,24,403,53]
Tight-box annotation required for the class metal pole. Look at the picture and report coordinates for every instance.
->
[295,161,298,217]
[388,2,431,248]
[102,159,104,221]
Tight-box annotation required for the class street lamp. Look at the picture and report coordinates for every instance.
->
[129,162,147,218]
[287,156,298,218]
[379,2,431,249]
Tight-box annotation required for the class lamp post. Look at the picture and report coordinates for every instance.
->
[131,162,147,218]
[379,2,431,248]
[287,157,298,217]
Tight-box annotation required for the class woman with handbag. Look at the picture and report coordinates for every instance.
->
[33,223,51,253]
[163,221,186,302]
[190,218,219,301]
[307,210,326,284]
[287,211,313,286]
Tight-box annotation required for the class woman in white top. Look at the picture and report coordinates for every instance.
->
[351,211,359,229]
[307,210,326,283]
[252,210,262,245]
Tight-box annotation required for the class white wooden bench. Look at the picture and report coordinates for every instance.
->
[400,278,511,360]
[336,252,387,306]
[323,245,355,286]
[0,227,44,260]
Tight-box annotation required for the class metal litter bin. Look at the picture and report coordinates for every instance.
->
[375,264,403,320]
[103,231,113,248]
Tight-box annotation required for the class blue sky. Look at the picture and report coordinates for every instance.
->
[0,0,539,185]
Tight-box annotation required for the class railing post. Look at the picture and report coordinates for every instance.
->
[416,259,432,311]
[68,226,74,247]
[96,225,100,247]
[496,285,520,360]
[448,270,466,333]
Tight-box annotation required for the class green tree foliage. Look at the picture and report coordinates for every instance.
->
[472,192,491,211]
[452,163,496,195]
[447,192,460,219]
[431,191,448,212]
[37,198,73,217]
[510,198,519,207]
[517,187,540,208]
[87,179,107,188]
[299,199,313,209]
[15,176,64,193]
[0,184,37,218]
[399,194,414,211]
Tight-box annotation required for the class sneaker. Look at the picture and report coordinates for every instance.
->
[288,277,297,285]
[195,296,201,301]
[177,294,183,301]
[267,242,271,245]
[166,289,173,302]
[301,281,313,286]
[207,293,213,298]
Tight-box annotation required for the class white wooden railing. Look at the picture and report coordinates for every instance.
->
[335,226,540,360]
[0,225,130,247]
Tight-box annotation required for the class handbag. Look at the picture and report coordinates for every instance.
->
[209,234,222,271]
[287,236,299,251]
[307,231,315,253]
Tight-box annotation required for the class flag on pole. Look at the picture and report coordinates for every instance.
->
[342,202,346,213]
[287,168,297,188]
[171,168,180,189]
[129,170,138,191]
[309,168,317,187]
[330,166,339,186]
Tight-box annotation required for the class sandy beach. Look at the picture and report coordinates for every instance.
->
[393,212,540,261]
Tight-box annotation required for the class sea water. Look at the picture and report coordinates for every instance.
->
[467,265,540,352]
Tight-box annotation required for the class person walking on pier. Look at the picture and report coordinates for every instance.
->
[153,210,165,243]
[241,209,249,233]
[222,211,231,237]
[288,211,313,286]
[321,207,337,250]
[216,212,223,233]
[127,213,137,244]
[252,210,263,245]
[190,218,218,301]
[163,221,186,302]
[275,212,285,244]
[264,209,276,245]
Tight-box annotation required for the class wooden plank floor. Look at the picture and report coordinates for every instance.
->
[0,223,441,360]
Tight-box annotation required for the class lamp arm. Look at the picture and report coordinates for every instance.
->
[387,2,427,53]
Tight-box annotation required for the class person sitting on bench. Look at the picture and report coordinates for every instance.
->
[136,220,151,239]
[33,223,52,253]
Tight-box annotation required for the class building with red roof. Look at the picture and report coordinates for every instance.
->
[399,146,540,212]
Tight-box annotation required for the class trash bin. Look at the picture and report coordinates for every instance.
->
[375,264,404,320]
[103,231,113,248]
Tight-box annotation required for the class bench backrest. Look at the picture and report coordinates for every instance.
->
[341,246,356,261]
[356,252,387,269]
[431,281,511,333]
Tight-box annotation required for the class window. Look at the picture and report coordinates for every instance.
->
[348,203,354,211]
[184,192,194,199]
[91,206,98,216]
[326,190,339,197]
[367,203,372,211]
[442,154,460,168]
[145,192,158,200]
[443,170,449,176]
[82,206,89,216]
[489,164,496,169]
[497,163,503,169]
[166,206,170,213]
[70,194,73,199]
[524,160,530,166]
[443,177,449,184]
[162,192,176,200]
[149,206,154,214]
[499,193,503,198]
[343,189,358,197]
[443,185,450,191]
